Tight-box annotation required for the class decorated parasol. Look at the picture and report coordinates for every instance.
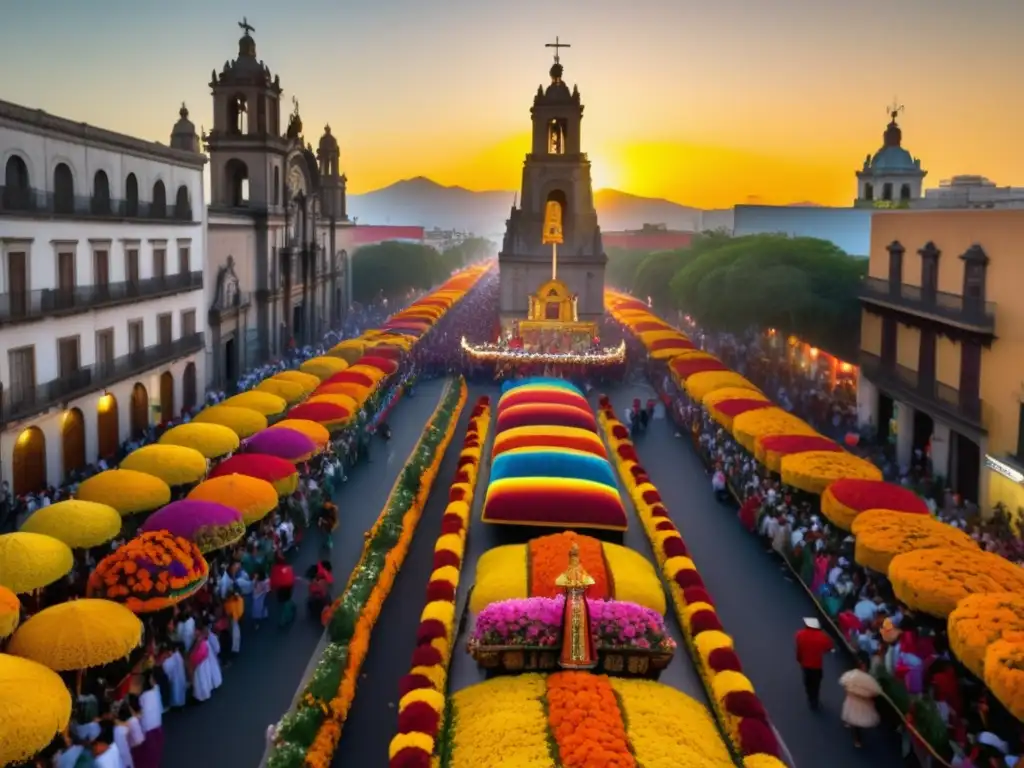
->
[208,453,300,496]
[121,444,208,487]
[246,427,318,463]
[0,654,72,766]
[0,585,20,638]
[20,500,122,549]
[193,405,268,438]
[188,475,279,525]
[139,500,246,553]
[0,532,74,593]
[159,422,240,459]
[7,599,143,670]
[76,469,171,516]
[268,418,331,450]
[287,402,352,431]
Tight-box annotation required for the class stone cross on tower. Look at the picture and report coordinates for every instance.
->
[887,98,904,122]
[238,17,255,35]
[545,36,570,64]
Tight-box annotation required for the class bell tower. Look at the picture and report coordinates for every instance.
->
[498,38,606,326]
[205,18,288,210]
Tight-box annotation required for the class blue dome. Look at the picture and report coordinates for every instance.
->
[871,146,916,171]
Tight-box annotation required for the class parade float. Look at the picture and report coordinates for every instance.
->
[383,377,788,768]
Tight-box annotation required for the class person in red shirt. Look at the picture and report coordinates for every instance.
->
[795,617,834,709]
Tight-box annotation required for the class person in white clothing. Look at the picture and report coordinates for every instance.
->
[137,677,164,766]
[92,722,124,768]
[113,704,137,768]
[161,642,188,709]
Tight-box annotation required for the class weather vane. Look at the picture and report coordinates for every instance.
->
[887,98,904,121]
[545,36,571,64]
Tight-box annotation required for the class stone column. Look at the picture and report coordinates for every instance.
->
[856,376,878,429]
[895,400,914,471]
[930,420,952,482]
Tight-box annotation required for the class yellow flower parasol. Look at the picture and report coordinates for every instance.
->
[7,599,143,671]
[188,474,279,525]
[222,391,288,418]
[20,500,122,549]
[76,469,171,516]
[269,418,331,449]
[0,532,74,593]
[300,355,348,379]
[271,370,321,393]
[193,405,268,438]
[159,422,240,459]
[121,444,208,487]
[0,585,20,638]
[255,377,306,404]
[0,654,72,766]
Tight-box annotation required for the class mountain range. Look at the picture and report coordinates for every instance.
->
[347,177,710,236]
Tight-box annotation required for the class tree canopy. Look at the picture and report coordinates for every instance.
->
[350,237,495,303]
[614,233,865,358]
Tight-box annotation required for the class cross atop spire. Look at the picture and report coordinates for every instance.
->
[238,17,255,36]
[887,97,904,122]
[545,36,571,64]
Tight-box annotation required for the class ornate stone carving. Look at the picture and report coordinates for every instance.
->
[212,255,241,311]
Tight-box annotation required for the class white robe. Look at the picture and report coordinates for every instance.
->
[175,618,196,652]
[161,652,188,708]
[192,650,217,703]
[207,633,224,690]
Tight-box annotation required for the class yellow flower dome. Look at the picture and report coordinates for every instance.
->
[271,370,321,393]
[731,408,817,453]
[329,342,365,364]
[0,532,73,593]
[0,586,20,638]
[702,387,771,408]
[851,509,978,575]
[307,393,359,413]
[0,654,72,766]
[188,475,279,525]
[222,391,288,417]
[300,355,348,379]
[889,547,1024,618]
[20,500,122,549]
[684,371,760,403]
[193,405,268,438]
[121,444,208,487]
[76,469,171,516]
[7,599,142,671]
[159,422,240,459]
[948,593,1024,678]
[269,418,331,449]
[779,450,882,495]
[984,639,1024,722]
[255,377,306,404]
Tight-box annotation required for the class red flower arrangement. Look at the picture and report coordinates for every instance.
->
[670,357,729,380]
[87,531,208,613]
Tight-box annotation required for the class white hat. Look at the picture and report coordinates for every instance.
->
[803,617,821,629]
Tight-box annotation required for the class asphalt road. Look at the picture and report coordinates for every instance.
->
[605,384,905,768]
[161,379,449,768]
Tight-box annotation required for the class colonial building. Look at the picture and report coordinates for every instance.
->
[203,20,350,389]
[857,209,1024,512]
[855,106,927,206]
[498,43,607,327]
[0,99,206,495]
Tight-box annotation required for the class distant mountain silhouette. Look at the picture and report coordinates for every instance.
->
[347,177,703,236]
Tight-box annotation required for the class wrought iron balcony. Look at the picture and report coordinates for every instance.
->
[0,186,194,222]
[859,350,984,434]
[859,276,995,334]
[0,333,204,426]
[0,271,203,326]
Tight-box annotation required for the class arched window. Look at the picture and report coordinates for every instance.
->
[174,185,191,220]
[125,173,139,216]
[3,155,31,210]
[225,159,250,207]
[863,183,874,201]
[548,119,566,155]
[900,183,912,201]
[882,183,893,202]
[228,95,248,135]
[92,170,111,215]
[273,167,280,206]
[53,162,75,214]
[151,180,167,218]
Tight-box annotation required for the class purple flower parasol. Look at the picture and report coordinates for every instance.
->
[139,500,246,553]
[245,428,317,462]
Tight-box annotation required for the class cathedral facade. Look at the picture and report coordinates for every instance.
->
[498,48,607,327]
[201,21,351,390]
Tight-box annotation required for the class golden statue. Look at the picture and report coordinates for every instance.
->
[556,543,597,670]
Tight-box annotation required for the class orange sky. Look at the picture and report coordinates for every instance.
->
[1,1,1022,209]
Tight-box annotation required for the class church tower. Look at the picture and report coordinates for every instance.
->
[499,39,606,326]
[855,103,927,207]
[205,18,288,210]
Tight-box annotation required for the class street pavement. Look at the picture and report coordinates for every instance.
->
[161,379,448,768]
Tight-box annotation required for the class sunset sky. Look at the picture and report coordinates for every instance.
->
[2,0,1022,209]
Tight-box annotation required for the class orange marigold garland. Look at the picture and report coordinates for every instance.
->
[87,531,208,613]
[528,531,610,600]
[546,671,636,768]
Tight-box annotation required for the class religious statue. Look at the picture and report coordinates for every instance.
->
[548,122,563,155]
[556,543,597,670]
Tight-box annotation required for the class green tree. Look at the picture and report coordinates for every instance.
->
[605,247,649,291]
[350,241,452,303]
[632,231,733,310]
[442,236,495,269]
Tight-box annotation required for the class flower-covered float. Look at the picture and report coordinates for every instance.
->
[383,377,760,768]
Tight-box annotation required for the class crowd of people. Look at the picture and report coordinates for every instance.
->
[635,321,1023,767]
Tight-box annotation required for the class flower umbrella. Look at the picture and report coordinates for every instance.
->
[7,599,143,671]
[188,475,278,525]
[87,531,209,613]
[0,532,73,593]
[20,500,122,549]
[272,370,321,393]
[322,367,381,389]
[354,355,398,375]
[193,405,268,438]
[366,345,403,360]
[313,382,368,402]
[159,422,240,459]
[222,391,288,418]
[76,469,171,516]
[300,356,348,379]
[140,500,245,552]
[329,342,365,364]
[121,444,208,487]
[0,585,19,638]
[0,654,72,766]
[288,401,352,431]
[246,428,317,463]
[255,377,306,404]
[268,418,331,450]
[209,453,300,496]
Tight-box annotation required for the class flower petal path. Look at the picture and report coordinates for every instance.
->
[603,384,904,768]
[161,379,452,768]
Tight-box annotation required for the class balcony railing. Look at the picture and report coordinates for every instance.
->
[0,333,204,426]
[860,276,995,333]
[0,271,203,326]
[859,350,983,429]
[0,186,193,222]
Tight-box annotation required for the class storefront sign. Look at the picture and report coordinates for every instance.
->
[986,454,1024,485]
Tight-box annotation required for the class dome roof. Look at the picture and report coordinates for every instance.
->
[871,145,917,171]
[318,124,338,153]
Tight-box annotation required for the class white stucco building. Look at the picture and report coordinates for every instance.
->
[0,98,206,495]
